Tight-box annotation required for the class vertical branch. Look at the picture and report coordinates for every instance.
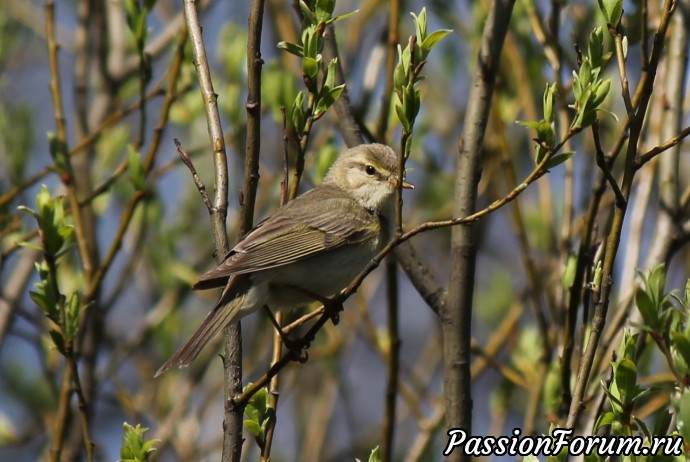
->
[180,1,240,460]
[229,0,265,459]
[381,252,401,462]
[444,4,515,462]
[379,5,412,455]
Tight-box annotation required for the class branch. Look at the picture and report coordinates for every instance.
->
[636,124,690,167]
[181,1,239,461]
[443,4,515,461]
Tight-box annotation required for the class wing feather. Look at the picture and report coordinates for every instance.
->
[194,187,380,289]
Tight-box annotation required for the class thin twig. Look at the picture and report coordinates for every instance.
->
[592,122,626,208]
[175,139,213,212]
[636,124,690,167]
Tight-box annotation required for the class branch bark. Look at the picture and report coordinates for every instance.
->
[443,3,515,462]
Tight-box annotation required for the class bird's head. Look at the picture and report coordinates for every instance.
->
[323,144,414,212]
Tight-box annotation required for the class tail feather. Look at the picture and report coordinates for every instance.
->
[154,277,249,377]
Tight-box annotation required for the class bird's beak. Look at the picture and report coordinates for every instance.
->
[390,178,415,189]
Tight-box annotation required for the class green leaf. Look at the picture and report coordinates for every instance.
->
[598,0,623,26]
[302,56,319,80]
[65,292,80,341]
[635,286,659,329]
[545,152,574,170]
[120,422,159,462]
[421,29,452,52]
[411,8,427,42]
[602,378,624,414]
[652,408,672,437]
[543,82,557,122]
[299,0,317,24]
[243,419,263,438]
[302,26,318,59]
[368,446,381,462]
[324,58,337,91]
[277,41,304,57]
[291,91,306,134]
[647,264,667,307]
[613,358,638,406]
[618,330,637,362]
[591,79,611,107]
[315,0,335,22]
[326,9,359,25]
[588,27,605,68]
[594,410,616,431]
[394,103,410,132]
[671,332,690,374]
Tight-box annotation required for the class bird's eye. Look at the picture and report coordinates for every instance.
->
[365,165,377,176]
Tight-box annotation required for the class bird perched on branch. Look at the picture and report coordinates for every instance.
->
[155,143,412,377]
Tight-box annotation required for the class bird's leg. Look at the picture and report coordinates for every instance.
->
[262,306,307,362]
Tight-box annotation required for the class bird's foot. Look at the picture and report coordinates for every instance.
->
[323,295,344,326]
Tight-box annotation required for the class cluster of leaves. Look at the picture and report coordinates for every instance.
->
[278,0,356,135]
[635,264,690,385]
[591,265,690,459]
[519,25,612,171]
[393,8,451,139]
[17,186,79,354]
[570,27,612,130]
[242,385,271,447]
[119,422,159,462]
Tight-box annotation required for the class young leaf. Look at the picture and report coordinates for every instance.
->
[421,29,452,52]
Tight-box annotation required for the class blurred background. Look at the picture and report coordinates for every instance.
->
[1,0,689,460]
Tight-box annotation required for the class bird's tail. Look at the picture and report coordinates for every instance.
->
[154,276,249,377]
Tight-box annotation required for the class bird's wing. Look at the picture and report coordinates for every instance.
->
[193,187,380,289]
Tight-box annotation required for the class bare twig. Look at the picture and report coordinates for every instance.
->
[175,139,213,212]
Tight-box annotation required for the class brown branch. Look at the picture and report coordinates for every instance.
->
[175,139,213,212]
[180,2,240,459]
[443,3,515,461]
[637,124,690,167]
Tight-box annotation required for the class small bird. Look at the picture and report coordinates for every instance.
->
[155,143,412,377]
